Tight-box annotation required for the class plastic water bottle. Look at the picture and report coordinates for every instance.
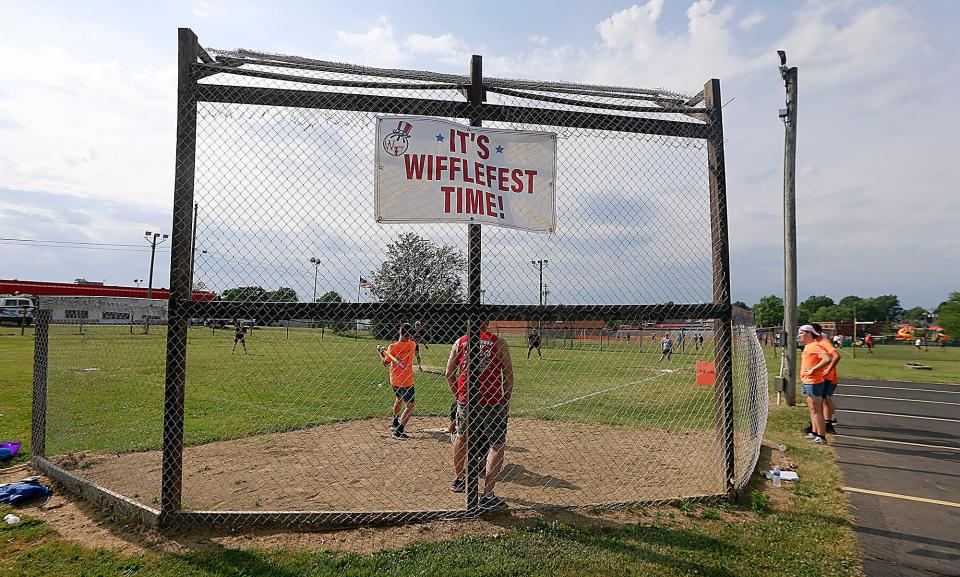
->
[778,443,787,454]
[773,466,781,487]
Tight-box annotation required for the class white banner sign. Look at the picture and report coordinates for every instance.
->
[375,116,556,233]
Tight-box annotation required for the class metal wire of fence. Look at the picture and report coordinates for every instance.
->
[30,28,767,531]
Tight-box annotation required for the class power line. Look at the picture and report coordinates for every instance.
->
[0,241,168,254]
[0,237,152,248]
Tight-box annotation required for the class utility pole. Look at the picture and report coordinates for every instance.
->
[309,257,321,302]
[778,50,799,406]
[531,259,549,305]
[144,231,169,299]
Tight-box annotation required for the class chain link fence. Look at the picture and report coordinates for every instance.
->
[31,29,767,531]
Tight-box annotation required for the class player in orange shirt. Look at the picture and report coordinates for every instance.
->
[378,323,418,440]
[812,323,842,434]
[799,324,832,444]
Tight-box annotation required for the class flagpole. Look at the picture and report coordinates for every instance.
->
[357,274,362,303]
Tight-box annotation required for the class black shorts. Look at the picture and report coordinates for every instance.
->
[393,385,415,403]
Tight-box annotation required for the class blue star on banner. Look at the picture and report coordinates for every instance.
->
[436,133,444,142]
[495,145,504,153]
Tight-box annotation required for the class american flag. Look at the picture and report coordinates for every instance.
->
[359,276,376,289]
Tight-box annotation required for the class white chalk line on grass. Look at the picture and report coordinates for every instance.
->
[543,372,672,411]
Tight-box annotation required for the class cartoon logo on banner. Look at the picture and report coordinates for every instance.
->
[382,121,412,157]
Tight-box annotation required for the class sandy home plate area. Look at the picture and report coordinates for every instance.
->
[48,416,727,513]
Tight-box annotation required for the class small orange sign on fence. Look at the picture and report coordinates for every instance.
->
[696,360,715,386]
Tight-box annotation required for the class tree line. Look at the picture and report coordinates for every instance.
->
[735,292,960,336]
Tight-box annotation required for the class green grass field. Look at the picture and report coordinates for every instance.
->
[0,324,894,576]
[27,325,725,457]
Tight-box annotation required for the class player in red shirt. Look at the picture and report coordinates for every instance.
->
[445,320,514,509]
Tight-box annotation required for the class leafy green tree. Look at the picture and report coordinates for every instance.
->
[753,295,784,327]
[868,294,903,321]
[811,304,853,323]
[316,291,344,303]
[798,295,834,325]
[219,286,267,301]
[902,306,927,323]
[315,290,349,332]
[264,287,298,302]
[370,233,466,341]
[371,233,466,304]
[936,292,960,337]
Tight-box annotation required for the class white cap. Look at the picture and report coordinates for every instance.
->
[798,324,820,336]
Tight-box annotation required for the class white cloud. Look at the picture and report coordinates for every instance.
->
[528,35,550,45]
[738,11,765,30]
[403,33,469,65]
[335,16,405,68]
[192,1,225,18]
[0,43,176,209]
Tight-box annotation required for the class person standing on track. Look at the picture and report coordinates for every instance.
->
[412,321,429,370]
[445,320,514,510]
[231,322,248,354]
[799,324,832,445]
[811,323,842,434]
[527,328,542,359]
[378,323,418,440]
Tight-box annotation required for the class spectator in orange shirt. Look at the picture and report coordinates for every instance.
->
[378,323,418,441]
[812,323,841,434]
[799,324,832,444]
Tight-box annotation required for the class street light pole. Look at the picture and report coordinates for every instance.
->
[531,259,549,306]
[309,257,320,302]
[778,50,799,406]
[144,231,169,300]
[134,279,143,289]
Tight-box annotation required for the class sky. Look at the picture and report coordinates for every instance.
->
[1,0,958,309]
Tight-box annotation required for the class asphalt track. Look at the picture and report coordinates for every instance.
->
[831,377,960,576]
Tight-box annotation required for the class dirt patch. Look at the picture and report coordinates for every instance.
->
[48,417,726,513]
[1,460,740,555]
[2,416,738,554]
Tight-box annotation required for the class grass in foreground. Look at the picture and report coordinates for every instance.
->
[0,404,862,577]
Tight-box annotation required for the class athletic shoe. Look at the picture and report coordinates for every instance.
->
[805,432,816,440]
[479,495,507,510]
[392,431,411,441]
[825,423,837,434]
[450,478,465,493]
[812,436,828,445]
[802,423,813,435]
[450,432,458,444]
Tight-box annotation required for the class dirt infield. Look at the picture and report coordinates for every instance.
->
[50,416,727,513]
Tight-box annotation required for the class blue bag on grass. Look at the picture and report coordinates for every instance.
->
[0,448,13,461]
[0,481,52,505]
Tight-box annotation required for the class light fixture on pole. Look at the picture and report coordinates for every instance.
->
[133,279,143,289]
[531,259,549,306]
[144,231,169,299]
[309,257,321,302]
